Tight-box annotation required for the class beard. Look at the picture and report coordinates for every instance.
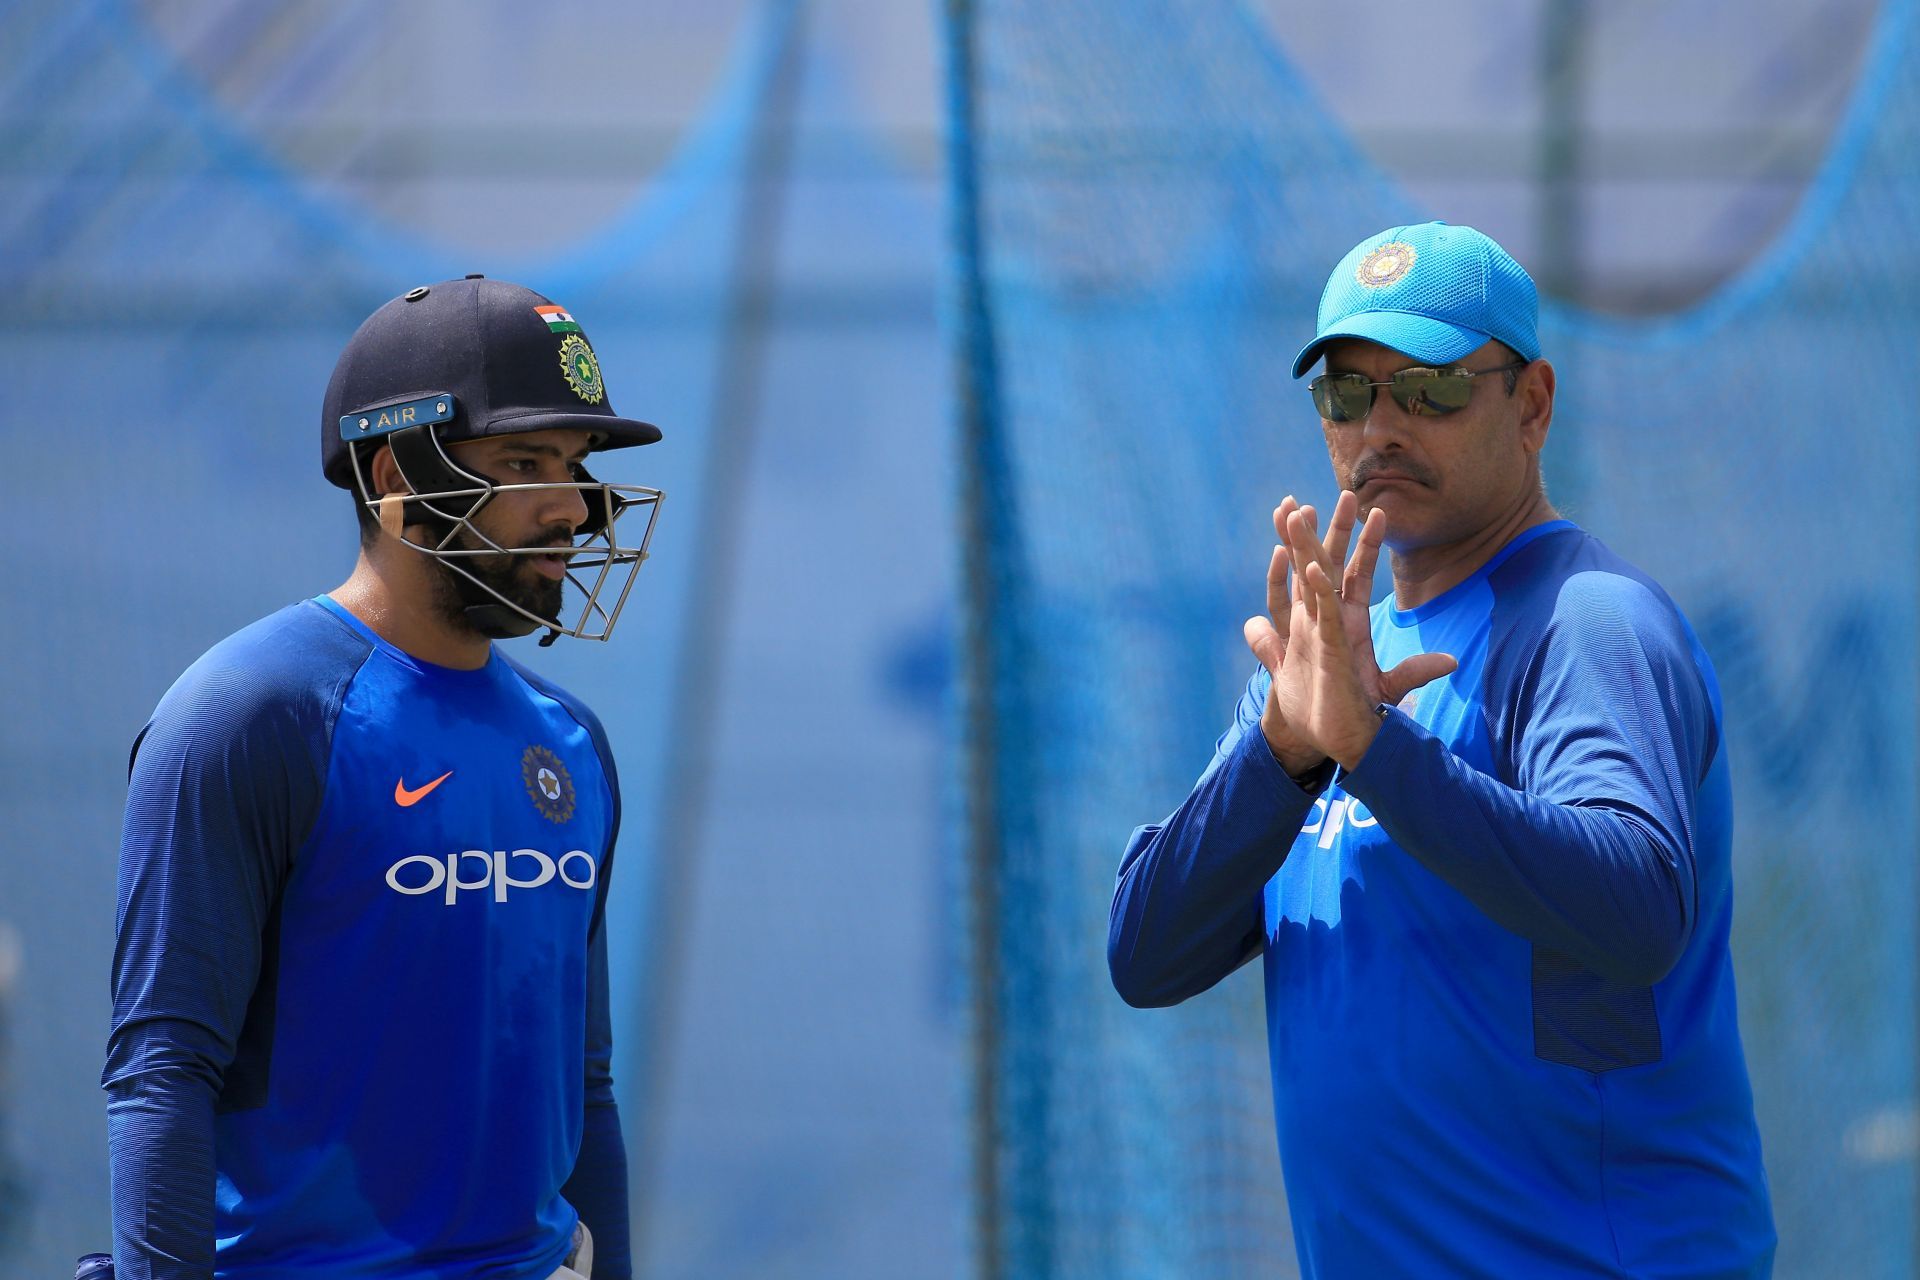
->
[428,524,571,635]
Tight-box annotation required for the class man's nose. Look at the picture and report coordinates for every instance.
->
[543,477,591,533]
[1359,389,1418,443]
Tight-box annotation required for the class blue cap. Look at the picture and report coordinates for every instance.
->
[1290,222,1541,378]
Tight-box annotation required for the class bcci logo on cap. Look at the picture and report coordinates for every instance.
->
[523,745,577,823]
[1356,242,1416,289]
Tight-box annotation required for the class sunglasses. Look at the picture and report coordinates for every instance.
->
[1309,361,1528,422]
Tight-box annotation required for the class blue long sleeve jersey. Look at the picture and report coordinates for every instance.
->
[1109,522,1774,1278]
[105,596,631,1280]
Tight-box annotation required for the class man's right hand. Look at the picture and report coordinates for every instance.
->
[1245,492,1457,774]
[1243,496,1331,777]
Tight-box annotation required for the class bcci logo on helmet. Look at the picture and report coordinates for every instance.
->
[523,745,576,823]
[557,333,605,404]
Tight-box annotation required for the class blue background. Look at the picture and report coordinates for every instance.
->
[0,1,1912,1276]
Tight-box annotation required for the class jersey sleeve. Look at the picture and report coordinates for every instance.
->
[1340,572,1709,986]
[510,657,633,1280]
[1108,667,1326,1007]
[560,922,631,1280]
[104,621,355,1279]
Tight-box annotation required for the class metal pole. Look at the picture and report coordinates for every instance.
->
[943,0,1007,1274]
[1539,0,1589,304]
[625,1,809,1268]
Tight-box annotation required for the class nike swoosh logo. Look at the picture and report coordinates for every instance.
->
[394,770,453,807]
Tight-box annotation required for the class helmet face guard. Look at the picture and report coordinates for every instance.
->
[348,422,662,645]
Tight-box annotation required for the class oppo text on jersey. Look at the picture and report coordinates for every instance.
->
[384,848,598,904]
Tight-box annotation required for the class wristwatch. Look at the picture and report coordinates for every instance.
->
[1287,757,1336,794]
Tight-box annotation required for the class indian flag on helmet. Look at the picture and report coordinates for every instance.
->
[534,304,581,335]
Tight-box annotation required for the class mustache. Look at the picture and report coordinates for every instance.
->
[526,524,578,552]
[455,524,578,554]
[1347,455,1435,491]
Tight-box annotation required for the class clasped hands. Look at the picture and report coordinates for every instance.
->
[1242,490,1457,777]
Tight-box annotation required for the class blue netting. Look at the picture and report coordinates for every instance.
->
[950,1,1917,1275]
[2,3,967,1275]
[0,5,767,1267]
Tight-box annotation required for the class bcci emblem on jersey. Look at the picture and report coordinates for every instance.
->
[522,745,577,824]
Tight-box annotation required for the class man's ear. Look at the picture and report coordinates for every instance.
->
[1519,359,1556,456]
[366,444,418,538]
[367,443,405,500]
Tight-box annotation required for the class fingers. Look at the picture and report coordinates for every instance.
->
[1285,511,1317,622]
[1288,505,1336,576]
[1380,651,1458,705]
[1302,559,1345,642]
[1272,497,1298,542]
[1244,616,1285,675]
[1324,490,1358,569]
[1280,495,1372,611]
[1344,506,1385,602]
[1264,544,1290,630]
[1285,505,1340,622]
[1274,498,1303,605]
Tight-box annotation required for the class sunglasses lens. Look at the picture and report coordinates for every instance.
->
[1311,374,1372,422]
[1391,370,1473,416]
